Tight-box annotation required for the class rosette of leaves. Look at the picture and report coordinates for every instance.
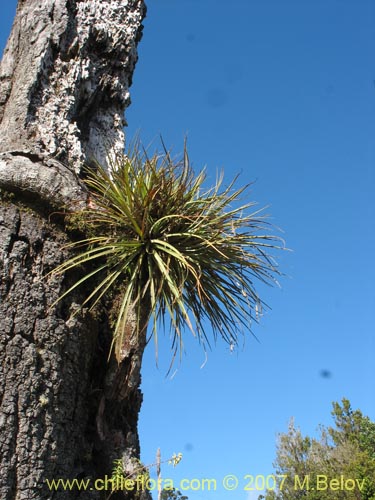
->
[51,141,283,363]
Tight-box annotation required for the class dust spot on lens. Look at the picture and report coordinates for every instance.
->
[320,369,332,379]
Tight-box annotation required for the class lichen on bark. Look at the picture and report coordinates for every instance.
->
[0,0,145,174]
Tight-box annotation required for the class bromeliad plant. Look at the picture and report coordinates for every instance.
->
[51,140,283,363]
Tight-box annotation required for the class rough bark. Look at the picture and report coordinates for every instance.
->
[0,1,150,499]
[0,0,145,173]
[0,203,100,499]
[0,150,88,210]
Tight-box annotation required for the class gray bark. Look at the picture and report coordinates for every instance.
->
[0,150,88,210]
[0,0,145,174]
[0,1,149,499]
[0,203,100,499]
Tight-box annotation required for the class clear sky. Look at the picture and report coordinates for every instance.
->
[1,1,374,499]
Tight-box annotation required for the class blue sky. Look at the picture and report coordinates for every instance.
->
[1,1,375,499]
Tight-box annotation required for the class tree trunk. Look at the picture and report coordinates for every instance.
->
[0,1,149,499]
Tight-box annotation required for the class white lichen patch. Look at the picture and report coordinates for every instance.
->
[0,0,145,174]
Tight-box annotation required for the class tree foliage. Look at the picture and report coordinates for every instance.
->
[260,399,375,500]
[160,488,188,500]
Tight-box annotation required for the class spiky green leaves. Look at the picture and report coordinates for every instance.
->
[51,141,283,363]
